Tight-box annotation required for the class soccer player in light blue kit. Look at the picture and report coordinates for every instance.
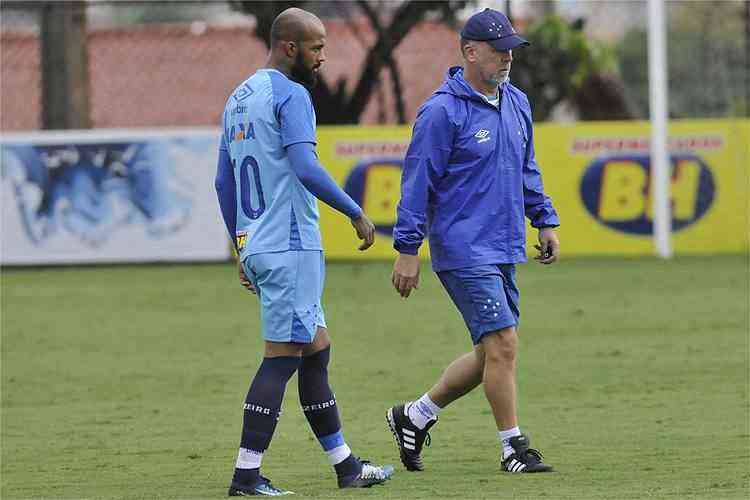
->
[386,9,560,475]
[215,8,393,496]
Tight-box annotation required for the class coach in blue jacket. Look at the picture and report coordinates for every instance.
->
[386,9,560,475]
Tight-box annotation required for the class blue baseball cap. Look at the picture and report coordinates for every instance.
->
[460,8,529,51]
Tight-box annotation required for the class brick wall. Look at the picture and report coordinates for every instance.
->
[1,32,42,131]
[0,19,461,131]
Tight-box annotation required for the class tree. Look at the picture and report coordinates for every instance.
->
[511,15,633,121]
[616,1,748,119]
[39,1,91,129]
[229,0,470,124]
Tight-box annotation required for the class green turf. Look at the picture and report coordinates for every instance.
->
[2,256,748,499]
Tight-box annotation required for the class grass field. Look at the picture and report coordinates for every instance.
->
[1,256,748,499]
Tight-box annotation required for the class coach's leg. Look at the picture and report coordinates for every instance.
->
[481,327,553,472]
[398,348,484,431]
[298,327,363,480]
[480,327,518,429]
[428,348,484,407]
[480,326,524,463]
[231,341,302,488]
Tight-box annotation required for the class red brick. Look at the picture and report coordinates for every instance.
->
[1,20,462,131]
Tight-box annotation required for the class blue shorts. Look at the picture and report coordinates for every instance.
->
[437,264,520,345]
[242,250,326,344]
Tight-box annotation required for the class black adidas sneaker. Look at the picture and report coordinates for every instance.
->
[386,404,437,471]
[501,434,554,473]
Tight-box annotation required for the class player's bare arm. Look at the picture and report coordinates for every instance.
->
[534,227,560,265]
[351,213,375,251]
[392,253,420,298]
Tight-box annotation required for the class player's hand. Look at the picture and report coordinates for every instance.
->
[392,253,420,298]
[238,259,257,294]
[351,213,375,251]
[534,227,560,265]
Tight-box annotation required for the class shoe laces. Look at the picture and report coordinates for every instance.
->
[257,476,285,495]
[520,448,544,464]
[359,460,389,480]
[421,416,437,448]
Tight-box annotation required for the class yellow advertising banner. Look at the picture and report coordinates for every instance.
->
[316,119,749,259]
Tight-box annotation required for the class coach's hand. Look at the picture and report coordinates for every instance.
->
[351,213,375,251]
[392,253,420,298]
[238,259,257,294]
[534,227,560,265]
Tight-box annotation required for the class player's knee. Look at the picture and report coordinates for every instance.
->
[484,347,514,366]
[482,329,517,365]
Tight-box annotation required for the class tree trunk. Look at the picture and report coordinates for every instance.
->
[41,1,91,129]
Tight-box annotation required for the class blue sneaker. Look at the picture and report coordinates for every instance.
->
[337,459,394,488]
[228,476,294,496]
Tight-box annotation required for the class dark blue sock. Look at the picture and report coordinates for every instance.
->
[334,454,361,478]
[232,356,301,486]
[298,347,360,477]
[233,467,260,487]
[299,347,341,437]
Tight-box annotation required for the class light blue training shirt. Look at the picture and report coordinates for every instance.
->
[216,69,361,261]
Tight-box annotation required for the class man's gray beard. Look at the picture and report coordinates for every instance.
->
[487,71,510,88]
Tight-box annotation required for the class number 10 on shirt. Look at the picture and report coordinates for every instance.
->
[234,155,266,219]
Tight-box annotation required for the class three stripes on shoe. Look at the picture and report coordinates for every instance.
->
[505,458,527,473]
[401,428,417,450]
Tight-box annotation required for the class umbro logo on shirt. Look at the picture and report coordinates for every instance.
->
[474,129,491,144]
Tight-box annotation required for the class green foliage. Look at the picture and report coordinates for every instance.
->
[616,1,749,118]
[512,15,620,121]
[2,256,749,498]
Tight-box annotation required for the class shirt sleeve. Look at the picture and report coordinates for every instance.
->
[286,142,362,219]
[277,85,317,148]
[518,95,560,229]
[214,132,238,249]
[393,102,454,255]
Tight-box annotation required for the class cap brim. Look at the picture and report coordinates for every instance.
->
[487,34,529,51]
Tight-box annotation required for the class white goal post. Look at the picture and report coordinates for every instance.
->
[648,0,673,258]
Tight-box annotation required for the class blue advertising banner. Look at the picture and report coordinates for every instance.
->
[1,129,229,265]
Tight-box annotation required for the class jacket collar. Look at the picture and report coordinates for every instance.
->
[436,66,506,105]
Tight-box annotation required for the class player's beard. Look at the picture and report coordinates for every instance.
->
[291,53,318,89]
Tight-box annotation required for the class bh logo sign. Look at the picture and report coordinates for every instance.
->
[580,153,715,234]
[343,157,403,236]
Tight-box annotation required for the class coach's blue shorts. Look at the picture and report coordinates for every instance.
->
[242,250,326,344]
[437,264,520,345]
